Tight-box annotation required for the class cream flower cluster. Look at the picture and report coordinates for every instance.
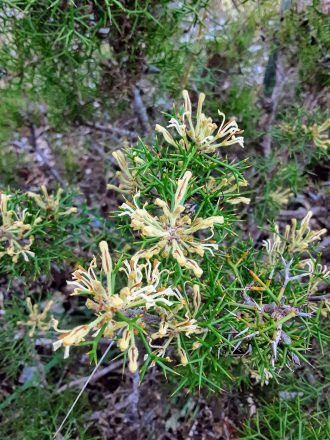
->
[263,210,327,263]
[17,297,53,337]
[0,193,39,262]
[107,149,143,194]
[150,284,205,366]
[120,171,224,277]
[303,118,330,150]
[156,90,244,152]
[52,241,202,372]
[205,175,251,205]
[0,188,77,264]
[26,186,77,217]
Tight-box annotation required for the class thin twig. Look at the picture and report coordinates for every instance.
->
[82,121,138,140]
[308,294,330,301]
[128,370,140,420]
[181,8,208,89]
[261,49,286,157]
[132,86,151,134]
[54,340,114,439]
[29,122,66,187]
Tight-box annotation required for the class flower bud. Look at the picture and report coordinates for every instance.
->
[178,347,188,366]
[61,325,90,347]
[193,284,201,313]
[99,241,112,275]
[192,341,201,350]
[128,345,139,373]
[118,327,130,351]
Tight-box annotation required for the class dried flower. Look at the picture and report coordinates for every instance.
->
[120,171,224,277]
[250,368,272,386]
[177,346,188,366]
[192,341,202,350]
[192,284,201,315]
[150,306,205,365]
[156,90,244,152]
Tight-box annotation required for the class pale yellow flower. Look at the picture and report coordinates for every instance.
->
[300,259,330,295]
[177,346,188,366]
[250,368,273,386]
[107,149,142,194]
[263,211,327,261]
[226,196,251,205]
[0,193,37,263]
[128,344,139,373]
[119,258,181,309]
[192,341,202,350]
[155,90,244,152]
[269,188,293,206]
[150,307,205,366]
[120,171,224,277]
[285,211,327,254]
[118,327,131,351]
[53,241,180,365]
[26,186,77,217]
[205,176,250,205]
[53,321,94,359]
[117,325,140,373]
[192,284,201,316]
[303,118,330,150]
[17,297,53,337]
[263,223,282,268]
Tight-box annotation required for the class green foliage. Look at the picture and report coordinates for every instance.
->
[0,0,209,126]
[241,319,330,440]
[0,188,88,277]
[0,2,329,436]
[279,5,330,87]
[50,92,329,394]
[252,108,329,224]
[0,386,95,440]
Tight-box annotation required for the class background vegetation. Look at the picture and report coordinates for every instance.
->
[0,1,329,439]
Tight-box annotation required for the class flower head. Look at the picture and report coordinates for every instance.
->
[0,192,38,262]
[150,305,205,365]
[205,176,250,205]
[120,171,224,277]
[300,259,330,295]
[303,118,330,150]
[26,186,77,217]
[268,188,293,207]
[107,149,142,194]
[17,297,53,337]
[53,241,180,367]
[263,211,326,261]
[156,90,244,152]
